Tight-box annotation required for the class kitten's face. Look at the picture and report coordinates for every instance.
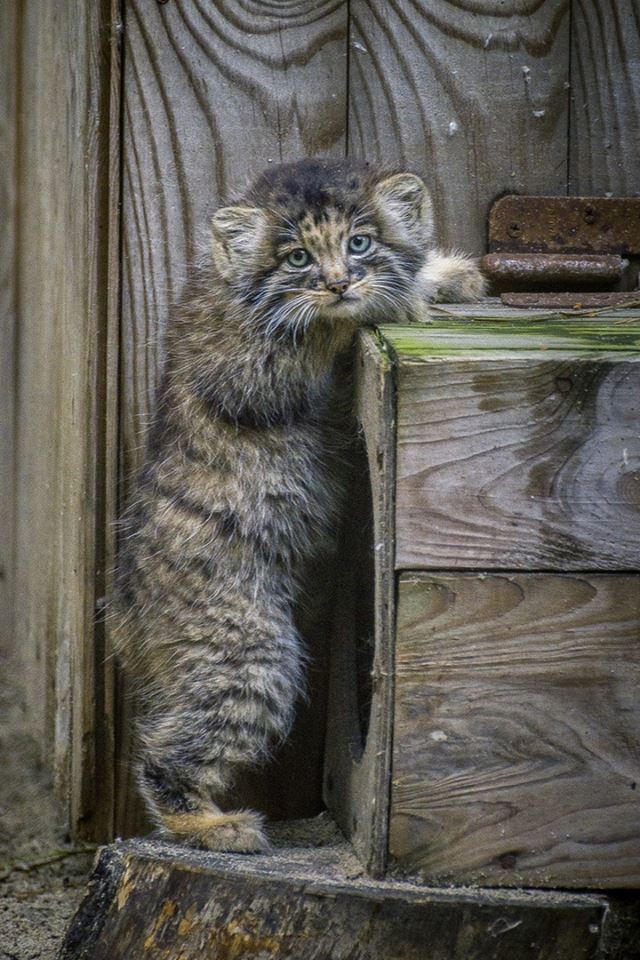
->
[211,160,433,338]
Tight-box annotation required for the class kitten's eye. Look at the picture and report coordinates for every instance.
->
[286,248,311,268]
[348,234,372,255]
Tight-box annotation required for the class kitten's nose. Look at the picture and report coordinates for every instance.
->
[327,278,350,296]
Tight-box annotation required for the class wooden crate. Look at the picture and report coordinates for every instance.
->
[325,307,640,888]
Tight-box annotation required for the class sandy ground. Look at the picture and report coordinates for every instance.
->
[0,657,94,960]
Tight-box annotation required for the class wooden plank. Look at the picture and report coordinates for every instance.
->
[15,0,117,841]
[380,318,640,570]
[390,572,640,888]
[348,1,571,254]
[117,0,348,836]
[0,0,18,657]
[59,836,607,959]
[569,0,640,195]
[324,330,396,876]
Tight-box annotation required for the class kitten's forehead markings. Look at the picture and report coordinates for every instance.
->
[297,209,350,260]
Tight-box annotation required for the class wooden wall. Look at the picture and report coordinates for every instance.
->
[4,0,640,843]
[0,1,18,660]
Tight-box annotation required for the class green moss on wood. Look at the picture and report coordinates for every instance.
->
[379,314,640,359]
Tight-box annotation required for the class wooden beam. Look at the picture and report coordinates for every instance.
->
[0,0,18,658]
[15,0,117,841]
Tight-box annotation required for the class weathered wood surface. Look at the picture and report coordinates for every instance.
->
[570,0,640,195]
[121,0,347,484]
[349,0,571,254]
[324,330,396,876]
[59,835,607,960]
[390,572,640,888]
[117,0,348,837]
[15,0,116,840]
[381,316,640,570]
[0,0,18,657]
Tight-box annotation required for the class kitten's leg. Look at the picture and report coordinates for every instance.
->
[416,250,487,305]
[135,607,303,853]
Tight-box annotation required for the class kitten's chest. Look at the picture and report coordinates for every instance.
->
[240,421,343,530]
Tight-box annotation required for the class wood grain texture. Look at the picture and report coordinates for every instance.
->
[121,0,347,484]
[569,0,640,194]
[324,330,396,876]
[348,0,571,254]
[383,320,640,570]
[390,572,640,888]
[117,0,348,836]
[0,0,18,656]
[59,839,607,960]
[15,0,116,840]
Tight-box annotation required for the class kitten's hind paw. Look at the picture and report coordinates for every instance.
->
[161,808,270,854]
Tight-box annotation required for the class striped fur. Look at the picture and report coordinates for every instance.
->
[112,158,485,851]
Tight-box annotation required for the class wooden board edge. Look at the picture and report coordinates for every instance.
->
[323,329,397,877]
[358,329,397,877]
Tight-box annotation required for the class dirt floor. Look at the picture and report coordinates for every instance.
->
[0,656,94,960]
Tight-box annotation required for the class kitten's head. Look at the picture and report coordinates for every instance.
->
[210,159,433,338]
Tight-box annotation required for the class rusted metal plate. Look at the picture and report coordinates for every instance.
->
[482,253,625,290]
[501,292,640,309]
[488,196,640,255]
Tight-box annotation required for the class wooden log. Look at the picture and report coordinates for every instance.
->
[58,834,609,960]
[390,572,640,888]
[381,313,640,570]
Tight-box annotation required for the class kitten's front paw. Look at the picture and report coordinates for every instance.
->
[162,808,270,854]
[445,258,487,302]
[419,252,487,304]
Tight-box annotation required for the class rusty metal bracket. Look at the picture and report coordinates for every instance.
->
[482,252,625,290]
[482,196,640,307]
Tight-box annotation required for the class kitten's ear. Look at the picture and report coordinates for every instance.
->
[211,206,270,280]
[372,172,434,245]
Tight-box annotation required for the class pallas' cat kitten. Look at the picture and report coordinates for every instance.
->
[113,158,485,852]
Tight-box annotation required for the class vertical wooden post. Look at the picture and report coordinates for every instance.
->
[0,0,18,659]
[14,0,119,841]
